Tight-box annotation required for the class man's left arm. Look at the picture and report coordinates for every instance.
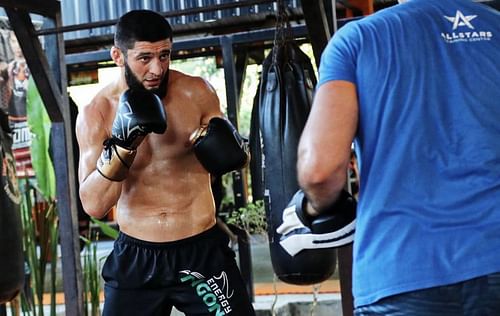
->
[190,77,250,175]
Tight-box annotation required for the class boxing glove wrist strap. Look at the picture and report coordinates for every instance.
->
[190,118,250,175]
[189,124,208,144]
[96,143,137,181]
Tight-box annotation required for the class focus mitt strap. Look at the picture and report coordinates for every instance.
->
[276,189,356,256]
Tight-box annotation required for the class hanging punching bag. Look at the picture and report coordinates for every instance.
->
[249,85,264,202]
[258,10,336,284]
[0,109,24,303]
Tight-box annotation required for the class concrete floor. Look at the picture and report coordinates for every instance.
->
[3,293,343,316]
[5,234,344,315]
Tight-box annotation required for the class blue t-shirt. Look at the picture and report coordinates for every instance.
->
[318,0,500,307]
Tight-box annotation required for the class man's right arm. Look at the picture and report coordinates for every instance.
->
[76,90,167,218]
[297,81,358,213]
[76,99,122,219]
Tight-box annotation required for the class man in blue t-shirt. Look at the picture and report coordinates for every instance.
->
[294,0,500,314]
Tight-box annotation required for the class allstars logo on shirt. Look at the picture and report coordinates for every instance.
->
[441,10,493,43]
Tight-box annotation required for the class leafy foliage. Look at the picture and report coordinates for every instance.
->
[26,78,56,200]
[19,181,59,316]
[226,200,267,235]
[90,217,119,240]
[80,233,102,316]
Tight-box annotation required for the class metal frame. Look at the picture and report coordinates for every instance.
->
[0,0,59,17]
[65,24,310,66]
[38,0,279,36]
[300,0,331,67]
[1,1,84,315]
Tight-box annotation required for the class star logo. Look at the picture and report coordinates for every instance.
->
[112,101,145,141]
[444,10,477,30]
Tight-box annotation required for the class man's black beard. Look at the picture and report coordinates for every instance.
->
[124,62,168,98]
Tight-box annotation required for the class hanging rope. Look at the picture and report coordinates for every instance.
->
[271,273,279,316]
[310,283,321,315]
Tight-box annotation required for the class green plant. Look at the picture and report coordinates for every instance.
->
[90,217,119,240]
[19,181,59,316]
[80,233,101,316]
[226,200,267,235]
[219,173,235,210]
[14,75,59,316]
[81,217,118,316]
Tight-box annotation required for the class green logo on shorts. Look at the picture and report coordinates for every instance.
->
[180,270,233,315]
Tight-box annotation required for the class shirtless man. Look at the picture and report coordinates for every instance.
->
[76,10,255,316]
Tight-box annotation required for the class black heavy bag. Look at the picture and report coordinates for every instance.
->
[0,109,24,303]
[249,84,264,202]
[258,40,337,284]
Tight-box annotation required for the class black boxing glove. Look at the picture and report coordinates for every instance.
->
[97,89,167,181]
[276,189,356,256]
[189,117,249,175]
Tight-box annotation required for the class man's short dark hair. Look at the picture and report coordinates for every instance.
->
[115,10,173,52]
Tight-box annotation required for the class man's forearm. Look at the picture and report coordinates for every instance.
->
[298,165,347,216]
[79,170,122,219]
[301,180,345,216]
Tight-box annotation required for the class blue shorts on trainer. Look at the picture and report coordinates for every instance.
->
[354,272,500,316]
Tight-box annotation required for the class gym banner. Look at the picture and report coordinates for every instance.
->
[0,29,34,179]
[0,25,55,199]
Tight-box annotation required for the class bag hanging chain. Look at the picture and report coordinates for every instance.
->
[272,0,292,65]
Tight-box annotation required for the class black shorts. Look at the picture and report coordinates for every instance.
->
[101,225,255,316]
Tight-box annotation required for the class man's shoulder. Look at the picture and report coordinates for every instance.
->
[168,69,216,97]
[169,69,209,87]
[78,84,118,123]
[352,4,404,27]
[88,84,119,107]
[166,69,220,115]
